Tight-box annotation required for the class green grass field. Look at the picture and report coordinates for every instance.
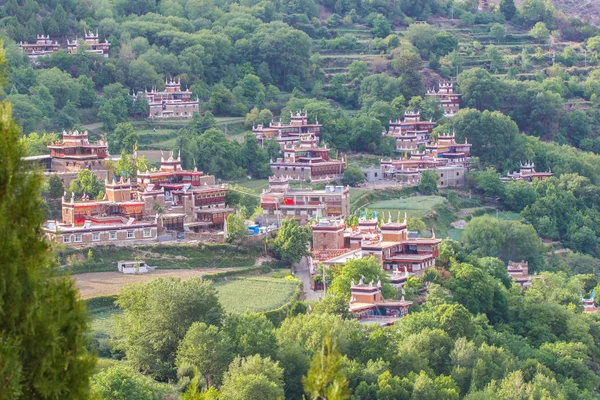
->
[235,179,270,194]
[365,196,447,219]
[56,243,262,274]
[214,277,300,314]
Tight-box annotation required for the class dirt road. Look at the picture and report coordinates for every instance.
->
[74,268,236,299]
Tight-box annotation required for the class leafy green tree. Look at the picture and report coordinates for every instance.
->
[91,365,157,400]
[112,122,139,154]
[176,322,234,388]
[499,0,517,20]
[42,173,65,199]
[272,218,311,264]
[220,355,285,400]
[303,337,351,400]
[224,312,277,358]
[530,22,550,43]
[419,170,438,195]
[474,167,505,198]
[69,168,104,199]
[226,212,248,243]
[350,115,383,152]
[372,15,391,38]
[503,180,537,211]
[490,24,506,43]
[0,50,95,398]
[342,167,365,187]
[456,69,501,111]
[587,36,600,52]
[329,256,395,299]
[117,277,223,380]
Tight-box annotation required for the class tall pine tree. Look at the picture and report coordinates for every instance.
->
[500,0,517,20]
[0,45,95,399]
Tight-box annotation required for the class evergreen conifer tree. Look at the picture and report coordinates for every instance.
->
[500,0,517,20]
[0,45,95,399]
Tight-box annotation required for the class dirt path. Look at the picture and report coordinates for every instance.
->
[75,268,236,299]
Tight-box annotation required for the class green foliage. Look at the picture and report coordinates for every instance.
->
[342,167,365,187]
[176,322,234,388]
[460,215,544,271]
[419,170,439,195]
[329,256,395,299]
[0,49,95,398]
[116,277,224,380]
[226,212,248,244]
[69,168,104,199]
[220,355,285,400]
[91,365,166,400]
[272,218,311,264]
[303,337,351,400]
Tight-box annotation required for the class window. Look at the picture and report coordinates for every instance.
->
[109,232,117,240]
[63,235,71,243]
[127,231,135,239]
[143,229,152,238]
[440,173,444,177]
[74,234,82,243]
[92,233,100,241]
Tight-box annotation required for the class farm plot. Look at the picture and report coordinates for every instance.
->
[214,277,300,314]
[365,196,447,219]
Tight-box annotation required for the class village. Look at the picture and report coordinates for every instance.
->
[6,0,600,396]
[23,75,572,328]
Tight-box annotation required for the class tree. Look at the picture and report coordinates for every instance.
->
[499,0,517,20]
[0,47,95,398]
[456,69,500,111]
[220,355,285,400]
[342,167,365,187]
[587,36,600,53]
[419,170,438,195]
[69,168,104,199]
[42,173,65,199]
[91,365,156,400]
[490,24,506,43]
[117,277,223,380]
[350,115,383,152]
[272,218,311,264]
[303,337,351,400]
[503,180,536,212]
[112,122,139,154]
[474,167,505,198]
[372,15,391,38]
[226,212,248,243]
[530,22,550,43]
[329,256,395,299]
[224,312,277,358]
[176,322,234,389]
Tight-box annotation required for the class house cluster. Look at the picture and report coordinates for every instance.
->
[22,129,111,187]
[425,81,462,118]
[365,128,472,188]
[252,111,322,147]
[501,162,553,183]
[259,175,350,224]
[39,133,234,246]
[506,260,532,288]
[270,134,346,183]
[133,78,200,119]
[19,31,110,61]
[310,213,442,325]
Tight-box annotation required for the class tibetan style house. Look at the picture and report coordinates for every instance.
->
[349,278,413,326]
[386,111,437,152]
[270,135,346,183]
[18,35,61,60]
[260,175,350,224]
[252,111,322,147]
[501,162,553,183]
[426,82,462,118]
[67,30,110,57]
[134,78,200,119]
[22,129,110,187]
